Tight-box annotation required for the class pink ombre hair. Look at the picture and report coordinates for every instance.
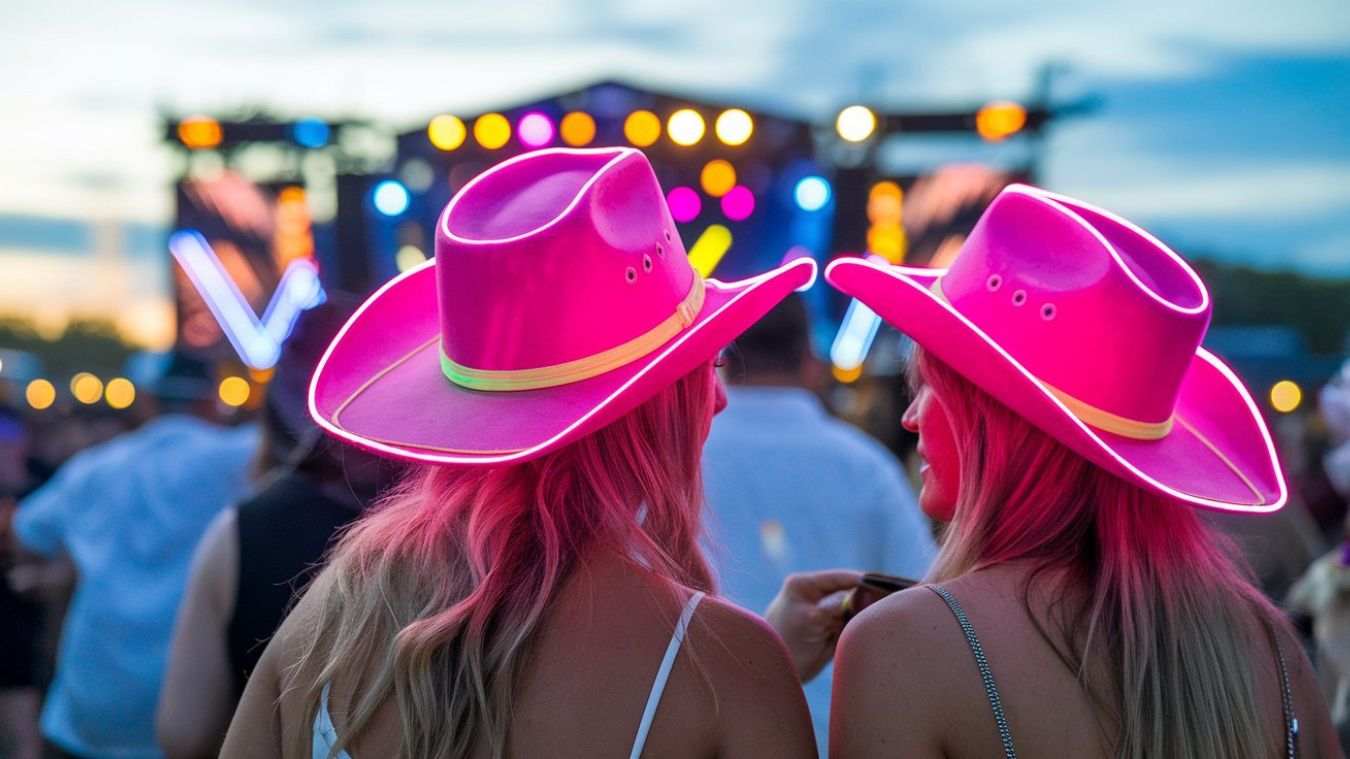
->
[285,361,719,759]
[913,347,1291,758]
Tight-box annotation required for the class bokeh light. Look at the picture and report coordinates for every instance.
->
[700,160,737,198]
[667,109,705,146]
[218,377,251,408]
[71,373,103,405]
[624,110,661,147]
[721,186,756,221]
[1270,380,1302,413]
[867,226,906,261]
[560,112,596,146]
[687,225,734,277]
[26,379,55,411]
[105,378,135,410]
[975,100,1028,142]
[832,364,864,384]
[396,245,428,272]
[836,106,877,142]
[177,116,222,150]
[517,112,555,148]
[473,113,512,150]
[794,176,832,211]
[666,187,702,223]
[427,115,467,151]
[715,109,754,146]
[867,181,903,223]
[292,118,330,149]
[372,180,411,217]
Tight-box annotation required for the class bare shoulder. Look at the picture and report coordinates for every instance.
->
[683,594,816,758]
[191,507,239,614]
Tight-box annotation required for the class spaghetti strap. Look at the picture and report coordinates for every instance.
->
[629,590,705,759]
[313,682,353,759]
[1268,623,1299,758]
[927,584,1017,759]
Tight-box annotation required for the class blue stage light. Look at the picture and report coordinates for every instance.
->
[373,180,411,217]
[293,118,330,148]
[794,176,831,212]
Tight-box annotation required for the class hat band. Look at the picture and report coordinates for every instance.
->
[440,276,707,392]
[930,278,1174,441]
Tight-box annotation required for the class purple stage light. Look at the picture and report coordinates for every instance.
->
[666,187,702,223]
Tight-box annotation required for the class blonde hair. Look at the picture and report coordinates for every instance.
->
[914,348,1289,758]
[284,362,719,759]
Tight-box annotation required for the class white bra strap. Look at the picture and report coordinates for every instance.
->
[629,590,706,759]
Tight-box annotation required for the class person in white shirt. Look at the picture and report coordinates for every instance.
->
[702,293,936,753]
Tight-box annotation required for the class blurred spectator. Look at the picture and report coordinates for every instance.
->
[0,407,42,759]
[157,301,398,759]
[701,293,936,754]
[8,355,258,759]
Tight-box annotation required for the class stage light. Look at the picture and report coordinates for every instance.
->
[396,244,427,272]
[667,109,705,146]
[624,110,661,147]
[836,106,877,142]
[794,176,831,211]
[867,181,902,222]
[218,376,250,408]
[976,100,1027,142]
[428,115,467,151]
[105,378,135,410]
[71,373,104,405]
[560,112,596,146]
[687,225,733,277]
[474,113,512,150]
[832,364,863,384]
[715,109,753,146]
[373,180,410,217]
[867,226,906,262]
[292,118,330,148]
[666,187,702,223]
[518,112,555,148]
[177,116,222,150]
[26,379,55,410]
[830,299,882,372]
[721,186,755,222]
[700,160,736,198]
[1270,380,1302,413]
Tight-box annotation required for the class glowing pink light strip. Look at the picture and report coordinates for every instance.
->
[169,230,326,369]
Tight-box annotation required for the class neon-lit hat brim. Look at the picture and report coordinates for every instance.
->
[826,256,1286,513]
[309,257,816,465]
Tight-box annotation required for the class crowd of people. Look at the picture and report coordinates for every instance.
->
[1,146,1348,758]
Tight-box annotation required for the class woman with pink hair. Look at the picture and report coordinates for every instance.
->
[220,148,822,758]
[823,185,1340,757]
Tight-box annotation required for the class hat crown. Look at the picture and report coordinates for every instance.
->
[435,148,695,373]
[940,185,1211,425]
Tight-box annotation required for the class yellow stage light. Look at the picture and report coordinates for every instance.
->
[975,101,1027,142]
[715,109,754,146]
[71,373,103,405]
[396,245,427,272]
[105,378,135,410]
[1270,380,1302,413]
[560,112,596,147]
[26,379,55,410]
[700,160,737,198]
[687,225,733,277]
[667,109,705,146]
[624,110,661,147]
[836,106,877,142]
[428,115,467,151]
[178,116,223,150]
[218,377,251,408]
[832,364,864,384]
[473,113,512,150]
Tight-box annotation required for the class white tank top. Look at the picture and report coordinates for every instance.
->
[312,591,706,759]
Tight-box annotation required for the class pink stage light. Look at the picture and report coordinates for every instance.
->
[721,185,755,221]
[517,113,555,148]
[666,187,702,223]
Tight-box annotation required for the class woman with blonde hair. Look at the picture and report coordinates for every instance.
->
[221,148,820,758]
[824,185,1340,757]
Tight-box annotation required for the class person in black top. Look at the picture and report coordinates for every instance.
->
[156,300,400,759]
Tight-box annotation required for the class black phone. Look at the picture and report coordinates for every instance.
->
[840,572,919,623]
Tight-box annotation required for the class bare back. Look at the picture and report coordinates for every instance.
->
[832,562,1341,758]
[222,550,814,759]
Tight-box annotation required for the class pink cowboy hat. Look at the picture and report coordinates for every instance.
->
[826,184,1285,513]
[309,147,816,464]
